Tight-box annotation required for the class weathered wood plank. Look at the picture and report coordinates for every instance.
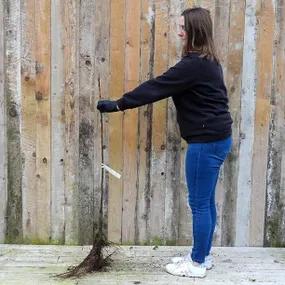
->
[136,0,154,244]
[149,0,169,244]
[214,0,230,68]
[164,0,184,244]
[235,0,258,246]
[34,0,51,242]
[0,0,7,243]
[265,0,285,247]
[4,0,23,243]
[108,0,125,243]
[94,0,111,237]
[21,0,37,242]
[250,0,274,246]
[62,0,80,245]
[78,0,96,244]
[212,0,230,247]
[222,0,245,247]
[121,0,140,244]
[50,0,65,243]
[177,1,194,245]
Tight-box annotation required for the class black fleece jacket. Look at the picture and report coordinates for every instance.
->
[116,52,233,143]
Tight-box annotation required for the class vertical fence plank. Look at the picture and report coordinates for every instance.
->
[94,0,110,237]
[21,0,37,242]
[222,0,245,246]
[4,0,23,243]
[63,0,80,244]
[0,0,7,243]
[121,0,140,244]
[148,0,169,244]
[164,0,184,245]
[235,0,258,246]
[78,0,96,244]
[177,0,194,246]
[50,0,65,243]
[136,0,154,244]
[212,0,231,246]
[108,0,125,243]
[214,0,230,72]
[34,0,51,242]
[265,0,285,247]
[250,0,274,246]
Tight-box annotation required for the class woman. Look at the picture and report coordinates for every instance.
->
[97,7,233,278]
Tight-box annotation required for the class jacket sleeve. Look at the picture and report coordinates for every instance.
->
[116,58,196,111]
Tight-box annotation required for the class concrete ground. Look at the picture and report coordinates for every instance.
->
[0,245,284,285]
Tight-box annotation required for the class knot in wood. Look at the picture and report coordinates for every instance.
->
[35,91,43,101]
[35,61,44,74]
[8,105,18,117]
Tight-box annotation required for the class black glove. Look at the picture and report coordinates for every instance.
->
[97,100,120,113]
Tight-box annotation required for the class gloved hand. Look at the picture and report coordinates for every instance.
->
[97,100,120,113]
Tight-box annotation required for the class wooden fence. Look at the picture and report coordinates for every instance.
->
[0,0,284,247]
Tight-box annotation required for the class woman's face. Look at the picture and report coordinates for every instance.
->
[178,16,187,41]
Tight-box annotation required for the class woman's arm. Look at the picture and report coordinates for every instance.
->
[117,58,196,110]
[97,57,197,113]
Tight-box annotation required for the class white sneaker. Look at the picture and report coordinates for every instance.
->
[171,254,213,270]
[166,261,206,278]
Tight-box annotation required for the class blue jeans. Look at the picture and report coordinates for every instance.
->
[185,136,232,264]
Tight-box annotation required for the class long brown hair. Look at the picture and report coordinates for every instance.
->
[181,7,219,63]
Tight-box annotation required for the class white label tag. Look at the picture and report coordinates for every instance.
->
[101,163,121,179]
